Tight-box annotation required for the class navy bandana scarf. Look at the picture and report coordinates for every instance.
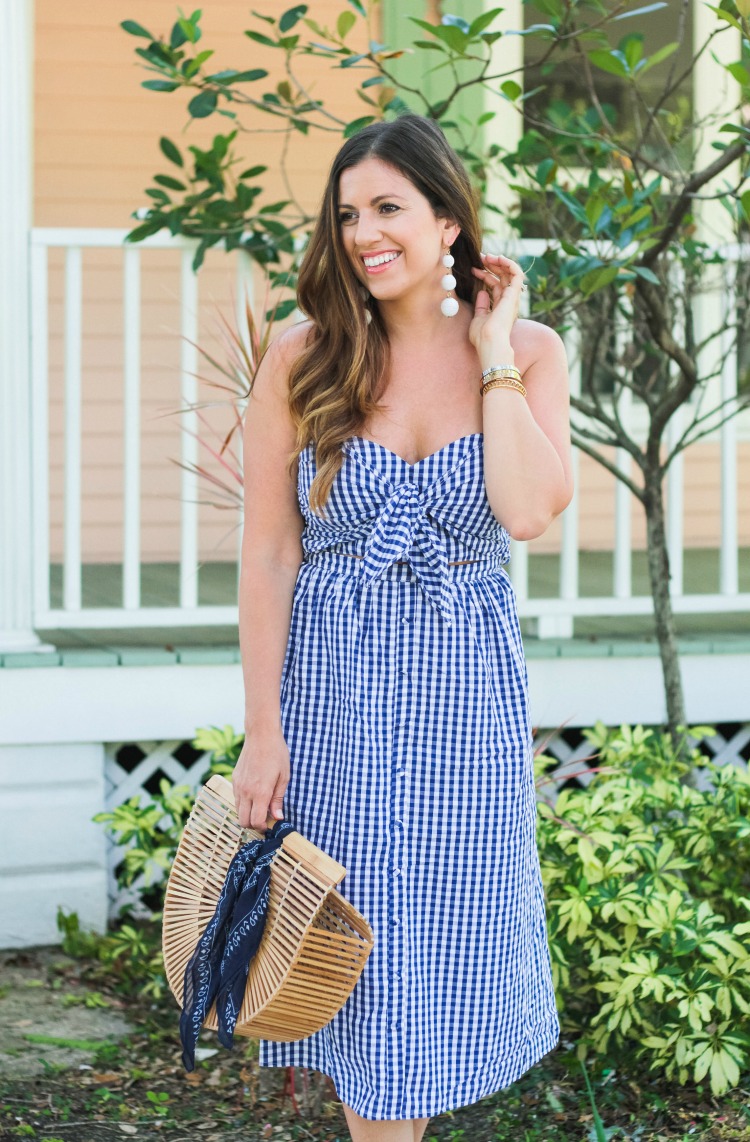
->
[179,817,297,1071]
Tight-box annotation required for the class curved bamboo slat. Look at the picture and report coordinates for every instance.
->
[162,775,375,1042]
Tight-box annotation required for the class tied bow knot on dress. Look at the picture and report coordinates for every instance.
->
[360,482,454,624]
[179,818,296,1072]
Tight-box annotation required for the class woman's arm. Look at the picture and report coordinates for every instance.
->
[482,318,573,540]
[234,321,309,828]
[470,255,573,540]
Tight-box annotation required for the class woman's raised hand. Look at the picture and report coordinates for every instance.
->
[232,726,290,830]
[468,252,526,356]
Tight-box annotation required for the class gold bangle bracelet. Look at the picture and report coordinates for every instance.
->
[481,363,519,381]
[479,368,522,392]
[481,376,527,398]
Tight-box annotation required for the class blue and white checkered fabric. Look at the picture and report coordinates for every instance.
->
[258,433,560,1121]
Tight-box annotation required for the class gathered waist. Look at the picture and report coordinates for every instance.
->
[302,547,512,590]
[327,552,482,567]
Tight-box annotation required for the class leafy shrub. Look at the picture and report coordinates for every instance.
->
[537,722,750,1096]
[58,726,244,998]
[69,719,750,1095]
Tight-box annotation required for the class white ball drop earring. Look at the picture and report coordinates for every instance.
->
[440,248,459,317]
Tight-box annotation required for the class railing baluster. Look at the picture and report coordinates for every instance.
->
[30,239,51,616]
[63,246,82,612]
[180,249,199,609]
[666,407,685,596]
[560,323,580,606]
[614,298,633,598]
[235,251,254,600]
[720,279,739,596]
[123,246,141,609]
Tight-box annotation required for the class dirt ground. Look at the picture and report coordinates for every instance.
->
[0,948,133,1079]
[2,946,750,1142]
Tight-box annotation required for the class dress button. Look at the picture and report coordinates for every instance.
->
[394,971,402,980]
[394,819,403,827]
[401,616,410,624]
[392,867,401,876]
[391,1021,401,1031]
[396,767,406,776]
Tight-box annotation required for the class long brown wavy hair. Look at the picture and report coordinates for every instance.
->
[285,114,484,515]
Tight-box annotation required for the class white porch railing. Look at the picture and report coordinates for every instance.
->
[20,229,750,641]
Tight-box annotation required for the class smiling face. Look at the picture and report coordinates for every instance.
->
[337,156,459,305]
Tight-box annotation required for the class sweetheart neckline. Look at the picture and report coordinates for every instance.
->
[346,431,483,468]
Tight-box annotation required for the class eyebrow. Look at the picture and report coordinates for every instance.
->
[338,193,407,209]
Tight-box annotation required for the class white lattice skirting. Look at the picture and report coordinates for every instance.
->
[102,724,750,920]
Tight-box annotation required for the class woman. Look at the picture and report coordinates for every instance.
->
[234,114,572,1141]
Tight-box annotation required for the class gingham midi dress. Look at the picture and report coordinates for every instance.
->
[258,431,560,1120]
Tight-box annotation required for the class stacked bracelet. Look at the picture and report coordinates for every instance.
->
[481,376,527,398]
[480,364,526,398]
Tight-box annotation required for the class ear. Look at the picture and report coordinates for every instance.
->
[441,218,460,247]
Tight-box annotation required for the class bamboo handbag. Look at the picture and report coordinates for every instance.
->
[162,774,375,1041]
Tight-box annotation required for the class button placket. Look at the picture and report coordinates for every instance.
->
[389,592,412,1035]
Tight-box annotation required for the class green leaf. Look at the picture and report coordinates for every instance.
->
[705,5,745,34]
[245,30,278,47]
[633,265,660,284]
[536,158,556,186]
[178,16,201,44]
[612,2,668,19]
[637,41,679,76]
[210,68,268,83]
[142,80,181,92]
[159,137,183,167]
[338,10,356,38]
[580,264,619,295]
[279,5,307,32]
[170,20,188,49]
[725,61,750,86]
[589,50,629,77]
[239,165,267,179]
[121,19,152,39]
[154,174,187,191]
[500,80,522,101]
[347,0,366,15]
[266,298,298,321]
[739,190,750,223]
[344,115,377,138]
[125,220,164,243]
[188,90,218,118]
[468,8,504,37]
[341,52,367,68]
[362,75,385,88]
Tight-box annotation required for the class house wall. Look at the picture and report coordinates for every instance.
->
[34,1,750,564]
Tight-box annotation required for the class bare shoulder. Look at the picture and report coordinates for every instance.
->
[257,319,316,393]
[511,317,566,372]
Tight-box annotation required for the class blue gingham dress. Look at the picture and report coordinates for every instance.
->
[258,432,560,1120]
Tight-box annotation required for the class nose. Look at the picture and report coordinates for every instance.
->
[354,209,383,248]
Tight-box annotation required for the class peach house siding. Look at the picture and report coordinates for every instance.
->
[35,1,749,563]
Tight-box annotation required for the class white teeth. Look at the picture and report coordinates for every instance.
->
[363,252,399,267]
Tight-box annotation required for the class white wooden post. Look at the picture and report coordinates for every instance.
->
[0,0,54,652]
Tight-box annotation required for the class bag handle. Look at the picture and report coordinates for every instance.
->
[205,774,347,888]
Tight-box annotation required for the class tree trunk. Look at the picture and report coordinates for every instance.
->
[642,468,687,746]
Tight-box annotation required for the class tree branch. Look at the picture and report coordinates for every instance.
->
[641,138,748,267]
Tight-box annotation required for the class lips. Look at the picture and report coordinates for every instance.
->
[361,251,401,274]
